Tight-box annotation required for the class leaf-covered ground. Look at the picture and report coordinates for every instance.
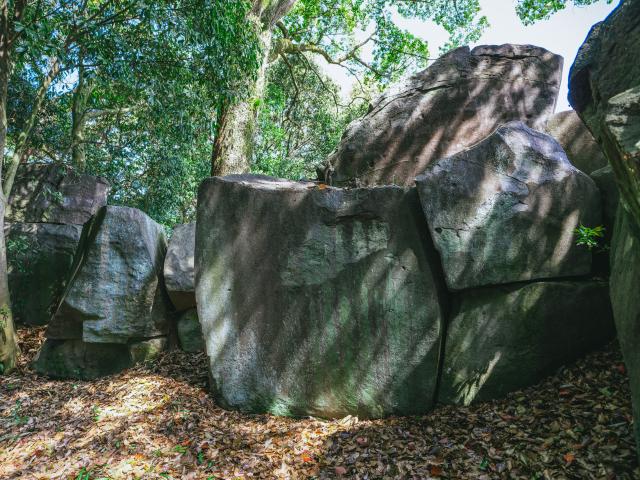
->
[0,327,637,479]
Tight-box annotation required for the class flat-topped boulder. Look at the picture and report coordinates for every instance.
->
[439,280,614,405]
[36,206,171,378]
[323,44,562,186]
[7,163,109,225]
[5,223,82,325]
[164,223,196,311]
[416,121,601,290]
[543,110,607,174]
[196,174,446,418]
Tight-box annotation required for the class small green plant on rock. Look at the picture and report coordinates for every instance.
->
[575,224,606,251]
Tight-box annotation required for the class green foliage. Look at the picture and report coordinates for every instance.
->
[7,235,33,275]
[516,0,613,25]
[575,224,606,251]
[253,57,368,179]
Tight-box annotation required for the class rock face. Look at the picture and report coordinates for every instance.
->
[177,309,204,352]
[569,0,640,228]
[590,165,619,231]
[35,206,171,379]
[164,223,196,311]
[415,121,600,290]
[324,44,562,186]
[543,110,607,174]
[196,174,446,418]
[610,206,640,457]
[5,223,82,326]
[439,280,614,405]
[7,163,109,225]
[569,1,640,458]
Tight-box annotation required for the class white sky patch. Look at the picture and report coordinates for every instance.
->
[319,0,618,112]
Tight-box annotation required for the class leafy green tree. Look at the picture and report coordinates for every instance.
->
[252,56,368,180]
[516,0,613,25]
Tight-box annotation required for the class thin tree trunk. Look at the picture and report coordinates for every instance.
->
[71,59,93,172]
[3,55,60,198]
[0,0,19,374]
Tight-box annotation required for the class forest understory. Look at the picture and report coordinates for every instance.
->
[0,327,637,480]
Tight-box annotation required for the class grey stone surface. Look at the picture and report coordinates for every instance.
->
[569,0,640,228]
[46,206,171,344]
[177,309,204,352]
[590,165,619,232]
[7,163,109,225]
[416,121,601,291]
[196,174,446,418]
[33,337,166,380]
[543,110,607,174]
[439,280,614,405]
[5,222,82,326]
[164,223,196,311]
[610,205,640,458]
[324,44,562,186]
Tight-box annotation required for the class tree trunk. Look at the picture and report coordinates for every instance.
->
[3,55,60,197]
[71,60,93,172]
[0,0,19,374]
[210,0,297,176]
[211,29,272,176]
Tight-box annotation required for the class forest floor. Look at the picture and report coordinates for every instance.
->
[0,328,638,480]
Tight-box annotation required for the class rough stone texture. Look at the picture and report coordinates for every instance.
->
[33,337,166,380]
[5,223,82,326]
[324,44,562,186]
[7,163,109,225]
[569,0,640,229]
[46,206,171,344]
[164,223,196,311]
[610,205,640,458]
[415,121,601,291]
[590,165,619,232]
[439,280,614,406]
[196,174,446,418]
[543,110,607,174]
[177,309,204,353]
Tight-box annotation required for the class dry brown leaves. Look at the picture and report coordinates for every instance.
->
[0,327,638,479]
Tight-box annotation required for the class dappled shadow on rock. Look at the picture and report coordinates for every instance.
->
[325,44,562,187]
[0,328,636,479]
[195,175,449,419]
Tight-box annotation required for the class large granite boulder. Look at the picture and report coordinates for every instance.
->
[543,110,607,174]
[324,44,562,186]
[439,280,614,405]
[196,174,446,418]
[36,206,171,378]
[7,163,109,225]
[415,121,601,291]
[610,206,640,457]
[5,223,82,326]
[164,223,196,311]
[569,0,640,228]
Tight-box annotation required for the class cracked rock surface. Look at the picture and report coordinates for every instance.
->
[323,44,562,187]
[415,121,600,291]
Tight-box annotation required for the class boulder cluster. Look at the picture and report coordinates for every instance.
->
[9,4,639,450]
[195,44,617,418]
[7,166,201,378]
